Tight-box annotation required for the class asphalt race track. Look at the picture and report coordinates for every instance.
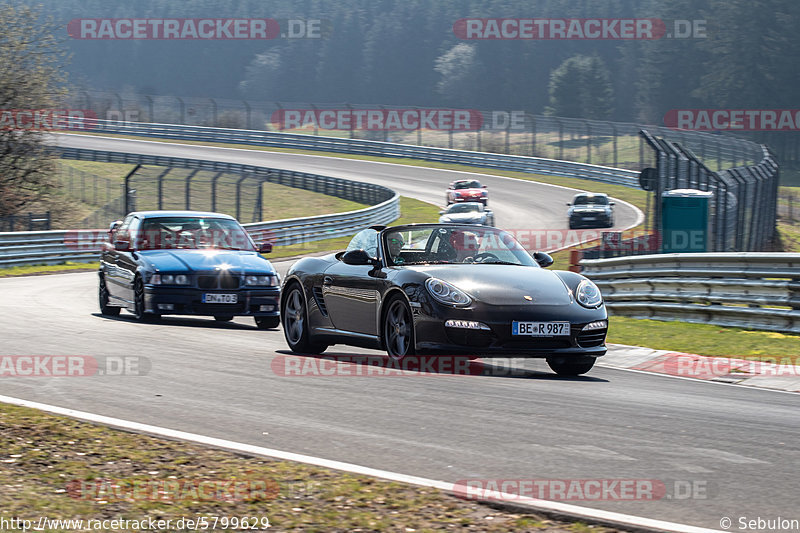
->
[54,134,640,239]
[1,135,798,530]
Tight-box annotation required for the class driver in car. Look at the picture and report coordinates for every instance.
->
[449,229,480,262]
[386,233,405,265]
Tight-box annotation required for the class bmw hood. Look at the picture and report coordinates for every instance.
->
[139,250,274,273]
[411,265,573,306]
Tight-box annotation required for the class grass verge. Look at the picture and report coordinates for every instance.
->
[0,402,617,533]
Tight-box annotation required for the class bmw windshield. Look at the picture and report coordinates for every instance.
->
[132,217,256,251]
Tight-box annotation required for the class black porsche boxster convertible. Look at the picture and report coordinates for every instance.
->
[280,224,608,375]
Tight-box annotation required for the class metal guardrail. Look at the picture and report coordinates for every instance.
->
[77,120,642,188]
[0,147,399,267]
[581,253,800,334]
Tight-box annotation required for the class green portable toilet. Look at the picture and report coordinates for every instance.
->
[661,189,713,253]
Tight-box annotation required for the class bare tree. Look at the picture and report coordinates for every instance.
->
[0,4,67,217]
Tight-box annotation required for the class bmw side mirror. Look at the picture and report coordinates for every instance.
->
[341,249,378,266]
[108,220,122,238]
[532,251,554,268]
[258,242,273,254]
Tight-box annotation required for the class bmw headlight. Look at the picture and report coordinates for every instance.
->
[425,278,471,307]
[246,274,279,287]
[576,279,603,308]
[151,273,190,285]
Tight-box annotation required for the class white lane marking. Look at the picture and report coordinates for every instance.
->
[0,393,721,533]
[688,448,768,465]
[674,464,715,474]
[559,445,637,461]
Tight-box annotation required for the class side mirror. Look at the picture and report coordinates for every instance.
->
[482,185,487,188]
[532,251,554,268]
[341,249,378,266]
[258,242,273,254]
[108,220,122,237]
[114,240,131,252]
[438,210,445,215]
[566,202,572,206]
[610,202,616,206]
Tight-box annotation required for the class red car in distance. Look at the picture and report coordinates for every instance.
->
[446,179,488,205]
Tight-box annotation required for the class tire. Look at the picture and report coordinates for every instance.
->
[214,315,234,322]
[255,315,280,329]
[383,295,416,360]
[568,221,576,229]
[546,356,596,376]
[281,284,326,353]
[99,275,120,316]
[133,277,160,323]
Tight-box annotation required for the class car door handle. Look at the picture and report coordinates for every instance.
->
[323,276,333,286]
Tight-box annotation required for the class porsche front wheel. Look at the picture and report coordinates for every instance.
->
[383,296,416,360]
[282,284,326,354]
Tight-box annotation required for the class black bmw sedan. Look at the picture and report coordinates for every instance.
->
[280,224,608,375]
[99,211,280,328]
[567,192,616,229]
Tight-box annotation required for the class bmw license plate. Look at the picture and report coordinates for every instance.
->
[203,293,238,304]
[512,321,570,336]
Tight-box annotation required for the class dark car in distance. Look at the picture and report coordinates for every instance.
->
[446,179,488,205]
[99,211,280,328]
[280,224,608,376]
[567,192,615,229]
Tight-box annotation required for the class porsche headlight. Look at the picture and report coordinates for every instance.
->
[425,278,471,307]
[576,279,603,308]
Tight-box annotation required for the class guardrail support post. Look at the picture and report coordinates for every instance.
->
[123,164,142,215]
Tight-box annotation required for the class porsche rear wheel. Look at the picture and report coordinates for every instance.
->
[99,275,120,316]
[282,284,326,354]
[546,356,595,376]
[383,296,415,360]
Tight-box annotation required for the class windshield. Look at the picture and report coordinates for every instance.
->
[445,203,482,213]
[453,180,481,190]
[574,195,608,205]
[133,217,255,251]
[382,225,537,267]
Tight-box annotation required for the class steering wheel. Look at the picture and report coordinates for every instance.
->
[466,252,500,263]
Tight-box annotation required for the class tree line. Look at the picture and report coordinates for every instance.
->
[8,0,799,124]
